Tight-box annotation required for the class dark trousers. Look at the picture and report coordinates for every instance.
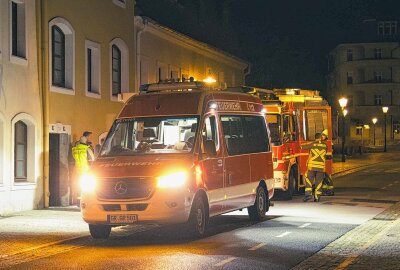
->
[305,170,324,199]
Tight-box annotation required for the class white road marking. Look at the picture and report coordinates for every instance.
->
[215,257,237,267]
[388,184,393,187]
[298,223,311,228]
[248,243,267,251]
[276,231,292,238]
[395,181,399,184]
[381,187,387,190]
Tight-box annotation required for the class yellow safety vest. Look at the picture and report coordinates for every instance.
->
[72,143,90,172]
[302,141,327,172]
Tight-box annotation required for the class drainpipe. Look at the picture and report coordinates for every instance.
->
[136,16,147,92]
[37,0,49,208]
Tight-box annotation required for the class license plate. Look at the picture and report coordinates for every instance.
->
[107,214,138,224]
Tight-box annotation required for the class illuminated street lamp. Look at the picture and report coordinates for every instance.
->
[372,117,378,146]
[339,97,348,109]
[339,97,348,162]
[382,106,389,152]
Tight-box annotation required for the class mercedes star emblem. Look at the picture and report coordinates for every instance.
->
[114,181,128,195]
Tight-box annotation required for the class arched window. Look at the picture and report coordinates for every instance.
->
[49,17,75,93]
[112,45,122,96]
[52,25,65,87]
[109,38,129,100]
[14,121,27,181]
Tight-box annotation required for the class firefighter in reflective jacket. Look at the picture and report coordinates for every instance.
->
[71,135,94,204]
[321,129,334,196]
[301,133,327,202]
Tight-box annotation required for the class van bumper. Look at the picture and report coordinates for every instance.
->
[81,188,194,226]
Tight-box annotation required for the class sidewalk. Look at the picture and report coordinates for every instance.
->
[332,151,399,176]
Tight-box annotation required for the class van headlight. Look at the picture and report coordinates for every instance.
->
[80,173,97,193]
[157,172,187,188]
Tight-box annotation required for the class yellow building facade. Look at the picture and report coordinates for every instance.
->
[38,0,136,207]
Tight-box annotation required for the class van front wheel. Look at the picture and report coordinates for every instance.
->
[248,186,267,221]
[89,224,111,239]
[189,196,208,238]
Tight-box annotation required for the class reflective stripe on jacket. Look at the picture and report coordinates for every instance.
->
[301,141,327,172]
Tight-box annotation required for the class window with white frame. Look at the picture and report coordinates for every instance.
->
[378,21,397,35]
[374,95,382,106]
[109,38,129,99]
[347,71,353,84]
[12,113,36,184]
[346,49,353,61]
[374,48,382,59]
[10,0,26,59]
[14,120,27,182]
[85,40,101,97]
[374,71,383,83]
[49,18,75,92]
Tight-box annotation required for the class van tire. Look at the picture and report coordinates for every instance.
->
[89,224,111,239]
[188,195,208,238]
[282,167,296,200]
[248,186,268,221]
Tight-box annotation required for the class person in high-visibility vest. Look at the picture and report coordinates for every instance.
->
[321,129,334,196]
[301,132,328,202]
[71,133,95,205]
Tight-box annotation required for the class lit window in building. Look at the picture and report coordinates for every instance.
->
[374,48,382,59]
[52,25,66,87]
[346,49,353,61]
[112,45,122,96]
[11,1,26,58]
[347,72,353,84]
[374,95,382,106]
[14,121,27,182]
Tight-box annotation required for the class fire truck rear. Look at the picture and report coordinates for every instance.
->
[255,88,333,199]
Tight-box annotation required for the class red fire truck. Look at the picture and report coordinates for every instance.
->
[232,87,333,199]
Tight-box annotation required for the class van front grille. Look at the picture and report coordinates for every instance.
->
[97,178,154,200]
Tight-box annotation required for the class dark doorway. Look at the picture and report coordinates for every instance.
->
[49,133,70,206]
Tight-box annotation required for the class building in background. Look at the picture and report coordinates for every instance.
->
[328,19,400,147]
[0,0,43,215]
[134,16,249,91]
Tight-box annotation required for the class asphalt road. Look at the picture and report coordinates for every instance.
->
[6,156,400,270]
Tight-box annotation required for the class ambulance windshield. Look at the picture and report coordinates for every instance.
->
[100,116,199,156]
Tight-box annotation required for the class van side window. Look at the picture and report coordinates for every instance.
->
[202,116,219,151]
[220,115,270,155]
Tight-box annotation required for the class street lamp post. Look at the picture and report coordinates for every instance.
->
[372,118,378,146]
[339,97,348,162]
[382,107,389,152]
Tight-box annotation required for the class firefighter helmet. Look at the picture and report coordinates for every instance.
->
[321,129,329,137]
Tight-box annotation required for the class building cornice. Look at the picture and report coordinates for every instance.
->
[135,16,249,70]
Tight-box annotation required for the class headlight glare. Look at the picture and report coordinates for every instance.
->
[157,172,187,188]
[80,173,97,193]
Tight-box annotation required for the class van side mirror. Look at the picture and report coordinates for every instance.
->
[203,140,217,157]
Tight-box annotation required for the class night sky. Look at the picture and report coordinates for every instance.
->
[136,0,400,95]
